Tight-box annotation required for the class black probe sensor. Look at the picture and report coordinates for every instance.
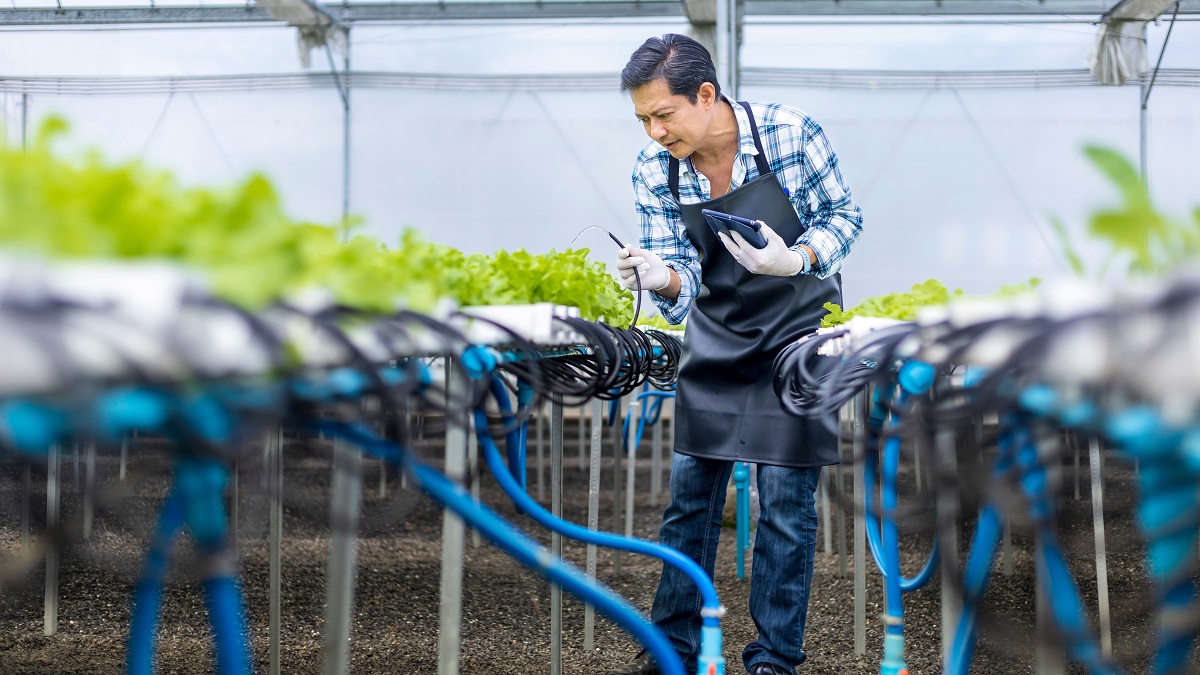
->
[606,231,643,330]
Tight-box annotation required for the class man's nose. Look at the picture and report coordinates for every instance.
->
[650,122,667,139]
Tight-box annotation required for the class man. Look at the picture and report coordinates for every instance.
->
[608,34,862,675]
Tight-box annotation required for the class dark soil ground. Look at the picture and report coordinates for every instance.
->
[0,416,1196,674]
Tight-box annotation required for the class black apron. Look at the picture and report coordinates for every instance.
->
[669,101,841,468]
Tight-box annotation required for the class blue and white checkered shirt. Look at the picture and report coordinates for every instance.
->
[632,99,863,324]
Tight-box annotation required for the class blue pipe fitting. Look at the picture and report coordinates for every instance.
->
[95,388,171,439]
[733,462,751,580]
[879,633,908,675]
[897,360,935,395]
[0,400,66,454]
[461,345,498,379]
[1018,385,1058,418]
[696,622,726,675]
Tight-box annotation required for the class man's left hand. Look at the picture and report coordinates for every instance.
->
[717,222,806,276]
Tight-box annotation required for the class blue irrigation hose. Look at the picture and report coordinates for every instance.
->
[482,377,721,612]
[316,418,689,675]
[946,504,1003,675]
[624,390,675,454]
[204,575,252,675]
[128,490,187,675]
[1109,408,1199,674]
[1008,420,1114,675]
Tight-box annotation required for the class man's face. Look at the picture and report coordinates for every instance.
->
[631,79,717,159]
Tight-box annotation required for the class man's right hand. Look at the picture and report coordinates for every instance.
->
[616,246,671,292]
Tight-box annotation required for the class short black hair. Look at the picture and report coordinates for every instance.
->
[620,33,721,104]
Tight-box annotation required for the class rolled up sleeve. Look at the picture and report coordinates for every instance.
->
[790,122,863,279]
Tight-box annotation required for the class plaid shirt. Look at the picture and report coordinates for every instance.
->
[632,99,862,324]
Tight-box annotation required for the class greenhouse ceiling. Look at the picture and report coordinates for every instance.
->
[0,0,1198,26]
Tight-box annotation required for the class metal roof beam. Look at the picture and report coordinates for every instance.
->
[4,1,1200,26]
[746,0,1200,15]
[0,2,682,26]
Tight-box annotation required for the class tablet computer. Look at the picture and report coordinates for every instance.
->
[701,209,769,249]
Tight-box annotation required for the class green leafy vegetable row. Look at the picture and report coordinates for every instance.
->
[820,278,1041,328]
[0,118,632,325]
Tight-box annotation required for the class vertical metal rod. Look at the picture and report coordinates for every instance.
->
[650,409,663,508]
[578,403,587,472]
[835,464,848,578]
[73,442,80,492]
[44,443,59,636]
[22,460,31,550]
[536,402,546,501]
[936,425,961,673]
[119,437,128,481]
[468,414,480,548]
[624,399,640,546]
[323,435,363,675]
[269,429,283,675]
[819,470,833,555]
[83,444,96,540]
[230,459,239,551]
[437,361,468,675]
[584,397,603,651]
[852,395,866,656]
[340,34,352,237]
[1140,81,1149,185]
[612,398,624,573]
[20,92,29,151]
[1089,437,1112,657]
[379,460,388,499]
[1073,432,1081,500]
[550,396,565,675]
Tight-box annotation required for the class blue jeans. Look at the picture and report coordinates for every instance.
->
[650,454,822,674]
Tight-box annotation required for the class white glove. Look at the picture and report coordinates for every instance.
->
[717,222,806,276]
[615,246,672,292]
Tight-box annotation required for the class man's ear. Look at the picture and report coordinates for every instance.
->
[697,82,717,109]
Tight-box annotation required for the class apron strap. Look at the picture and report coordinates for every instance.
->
[666,100,770,202]
[738,100,772,179]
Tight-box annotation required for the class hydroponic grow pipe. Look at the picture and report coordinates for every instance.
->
[315,418,690,675]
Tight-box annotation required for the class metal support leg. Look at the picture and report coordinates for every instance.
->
[1072,432,1081,501]
[324,437,364,675]
[623,399,640,545]
[536,402,546,502]
[230,459,239,551]
[852,395,867,656]
[437,363,469,675]
[550,396,564,675]
[584,397,603,651]
[119,437,128,481]
[83,444,96,540]
[936,426,961,672]
[72,442,79,492]
[269,429,283,675]
[612,398,624,574]
[1089,437,1112,657]
[45,443,59,637]
[578,404,586,472]
[651,412,663,508]
[22,460,31,550]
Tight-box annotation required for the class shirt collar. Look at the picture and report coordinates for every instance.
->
[678,97,759,179]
